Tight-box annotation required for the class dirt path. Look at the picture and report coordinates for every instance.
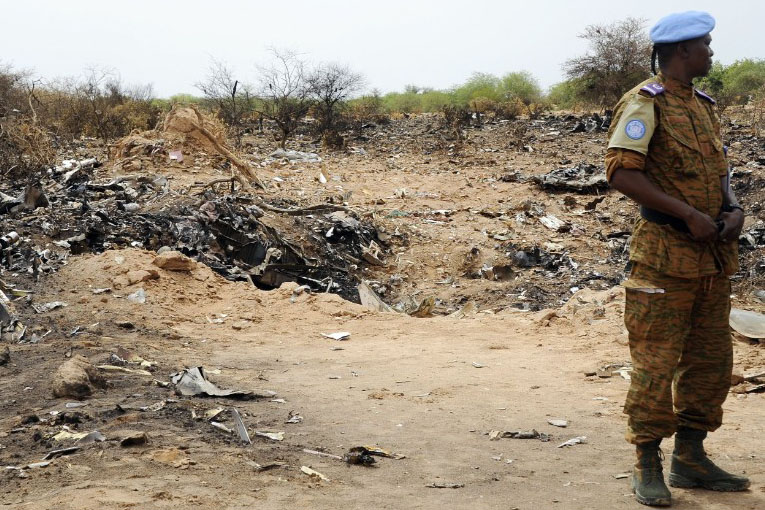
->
[1,252,762,509]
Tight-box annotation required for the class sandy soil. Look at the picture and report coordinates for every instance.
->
[0,249,763,510]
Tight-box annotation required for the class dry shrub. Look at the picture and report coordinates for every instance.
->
[441,105,471,141]
[492,98,525,120]
[750,91,765,137]
[346,97,388,126]
[507,120,530,150]
[321,130,345,150]
[469,97,497,115]
[526,102,550,119]
[0,115,54,178]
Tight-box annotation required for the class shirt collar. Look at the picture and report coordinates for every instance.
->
[657,72,695,100]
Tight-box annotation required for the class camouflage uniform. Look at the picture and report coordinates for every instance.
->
[605,73,738,444]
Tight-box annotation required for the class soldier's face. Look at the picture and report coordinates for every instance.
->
[685,34,714,78]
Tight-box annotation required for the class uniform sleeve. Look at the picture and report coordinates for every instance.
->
[605,148,646,182]
[608,94,657,155]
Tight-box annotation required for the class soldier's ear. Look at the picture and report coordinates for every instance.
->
[675,41,691,61]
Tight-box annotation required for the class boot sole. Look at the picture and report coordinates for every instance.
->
[668,473,750,492]
[632,482,672,507]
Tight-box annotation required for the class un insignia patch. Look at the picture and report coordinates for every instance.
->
[625,119,646,140]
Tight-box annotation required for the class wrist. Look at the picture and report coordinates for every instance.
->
[680,204,697,222]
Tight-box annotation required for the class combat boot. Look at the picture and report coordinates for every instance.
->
[632,440,672,507]
[669,427,750,492]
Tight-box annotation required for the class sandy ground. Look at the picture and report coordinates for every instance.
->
[1,249,763,510]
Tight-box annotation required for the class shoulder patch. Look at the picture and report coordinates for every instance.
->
[639,83,665,97]
[625,119,647,140]
[694,89,716,104]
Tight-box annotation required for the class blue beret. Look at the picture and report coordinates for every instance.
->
[650,11,715,44]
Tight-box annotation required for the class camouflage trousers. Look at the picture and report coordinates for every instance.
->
[623,263,733,445]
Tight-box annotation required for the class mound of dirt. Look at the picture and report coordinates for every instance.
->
[38,248,370,341]
[162,106,228,154]
[108,106,246,177]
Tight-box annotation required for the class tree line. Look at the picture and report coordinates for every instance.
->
[2,18,765,176]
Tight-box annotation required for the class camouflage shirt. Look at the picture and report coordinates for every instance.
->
[605,73,738,278]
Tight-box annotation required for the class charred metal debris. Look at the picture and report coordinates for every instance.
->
[0,160,387,303]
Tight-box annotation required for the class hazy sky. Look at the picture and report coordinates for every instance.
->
[2,0,763,98]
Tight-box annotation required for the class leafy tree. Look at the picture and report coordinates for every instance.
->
[500,71,542,105]
[547,78,590,109]
[381,91,422,114]
[563,17,652,107]
[452,72,502,105]
[722,59,765,104]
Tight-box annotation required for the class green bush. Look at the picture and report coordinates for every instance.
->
[500,71,542,105]
[696,59,765,109]
[452,72,502,105]
[547,79,590,110]
[381,91,423,114]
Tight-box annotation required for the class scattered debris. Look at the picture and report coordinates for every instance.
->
[539,215,566,232]
[303,448,343,461]
[557,436,587,448]
[268,149,322,164]
[77,431,106,444]
[126,288,146,304]
[426,482,464,489]
[255,430,284,441]
[32,301,68,313]
[247,460,286,472]
[490,429,551,442]
[43,446,81,460]
[53,428,89,441]
[594,363,633,380]
[210,421,233,434]
[343,446,377,466]
[358,281,394,313]
[231,408,251,444]
[361,445,406,460]
[534,163,608,193]
[171,367,276,399]
[301,465,329,481]
[730,308,765,339]
[96,365,153,376]
[321,332,351,341]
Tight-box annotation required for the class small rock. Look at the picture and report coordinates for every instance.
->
[126,270,160,286]
[52,355,108,399]
[120,431,149,447]
[153,251,197,272]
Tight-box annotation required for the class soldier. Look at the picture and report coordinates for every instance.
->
[605,11,750,507]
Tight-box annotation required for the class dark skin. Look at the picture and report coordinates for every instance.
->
[610,33,745,243]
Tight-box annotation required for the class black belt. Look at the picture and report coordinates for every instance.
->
[640,206,690,233]
[640,206,724,234]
